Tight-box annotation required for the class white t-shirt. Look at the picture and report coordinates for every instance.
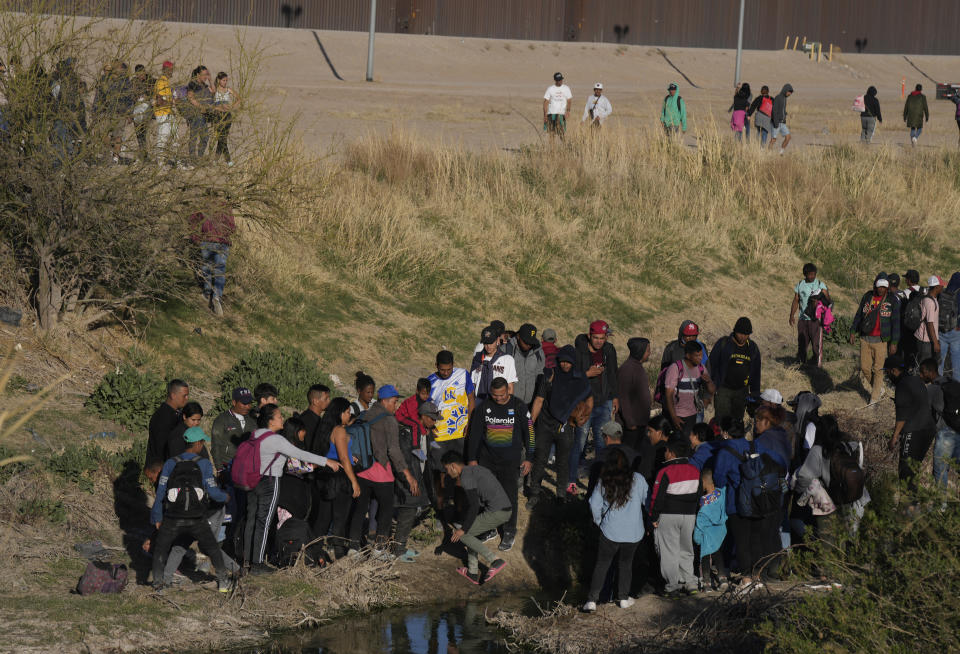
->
[544,84,573,115]
[470,353,519,391]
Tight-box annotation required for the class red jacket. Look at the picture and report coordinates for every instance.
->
[395,394,426,448]
[189,204,236,245]
[650,458,701,521]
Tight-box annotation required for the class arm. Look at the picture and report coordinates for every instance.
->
[680,98,687,131]
[150,459,176,525]
[789,292,800,326]
[665,387,680,427]
[889,420,907,450]
[333,427,360,497]
[649,469,668,523]
[271,437,337,470]
[542,98,549,121]
[793,446,823,496]
[467,406,482,464]
[608,348,619,413]
[702,368,716,396]
[890,298,901,351]
[521,406,535,473]
[459,488,481,534]
[531,396,544,425]
[849,294,866,344]
[588,483,604,526]
[199,458,228,503]
[749,344,762,396]
[708,340,723,386]
[923,96,929,121]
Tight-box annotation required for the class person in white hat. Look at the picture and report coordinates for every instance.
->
[914,275,943,367]
[759,388,783,407]
[582,82,612,127]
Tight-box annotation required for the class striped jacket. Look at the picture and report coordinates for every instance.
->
[650,457,702,521]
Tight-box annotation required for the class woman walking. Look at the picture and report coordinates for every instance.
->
[212,71,239,165]
[730,83,751,142]
[861,86,882,143]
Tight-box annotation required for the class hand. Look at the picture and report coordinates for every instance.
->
[406,471,420,497]
[848,333,856,345]
[451,528,465,543]
[612,398,620,416]
[672,415,683,430]
[789,315,796,327]
[888,343,898,355]
[326,459,342,472]
[934,342,941,354]
[888,435,899,451]
[586,365,604,378]
[652,522,659,529]
[351,480,361,498]
[520,460,532,476]
[468,460,479,467]
[155,522,161,530]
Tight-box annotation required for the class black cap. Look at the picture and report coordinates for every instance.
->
[554,72,563,81]
[480,326,498,345]
[668,83,678,90]
[734,316,753,335]
[887,272,901,287]
[883,354,906,370]
[557,345,576,364]
[517,323,540,348]
[232,387,253,404]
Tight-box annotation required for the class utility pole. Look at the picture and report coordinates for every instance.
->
[734,0,745,86]
[366,0,376,82]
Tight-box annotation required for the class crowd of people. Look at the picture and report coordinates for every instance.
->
[140,262,960,606]
[0,56,239,167]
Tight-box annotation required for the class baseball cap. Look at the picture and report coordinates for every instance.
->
[760,388,783,404]
[557,345,576,364]
[480,326,498,345]
[542,328,557,343]
[418,401,442,421]
[875,277,889,288]
[668,83,678,90]
[232,387,253,404]
[554,72,563,81]
[377,384,400,400]
[589,320,609,336]
[600,421,623,439]
[183,426,210,443]
[928,275,944,287]
[594,82,603,89]
[887,272,901,287]
[682,322,700,337]
[517,323,540,347]
[162,60,174,69]
[883,354,905,370]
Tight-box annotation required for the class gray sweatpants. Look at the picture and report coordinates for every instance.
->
[460,509,510,574]
[654,513,696,593]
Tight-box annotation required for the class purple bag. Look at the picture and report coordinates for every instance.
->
[76,561,128,595]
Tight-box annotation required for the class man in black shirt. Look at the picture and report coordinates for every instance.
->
[467,377,534,551]
[145,379,189,470]
[301,384,331,452]
[709,317,761,424]
[886,354,936,493]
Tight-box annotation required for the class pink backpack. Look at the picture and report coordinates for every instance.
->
[852,95,865,112]
[230,430,279,491]
[816,302,835,334]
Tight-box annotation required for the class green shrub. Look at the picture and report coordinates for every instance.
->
[42,440,147,493]
[18,497,66,525]
[217,346,330,411]
[85,364,166,433]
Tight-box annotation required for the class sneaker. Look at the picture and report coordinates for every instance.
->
[227,160,235,167]
[485,559,507,582]
[581,601,597,613]
[373,549,396,562]
[217,578,233,593]
[456,567,480,585]
[152,583,166,594]
[347,548,361,559]
[170,571,188,585]
[480,530,497,543]
[398,549,419,563]
[619,597,636,609]
[249,563,274,576]
[498,533,515,552]
[211,297,223,317]
[911,136,918,145]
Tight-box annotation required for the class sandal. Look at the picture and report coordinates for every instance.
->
[456,567,480,585]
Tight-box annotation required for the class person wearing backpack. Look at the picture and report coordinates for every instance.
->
[712,405,790,591]
[860,86,882,143]
[660,82,687,135]
[309,397,360,558]
[884,354,936,496]
[918,358,960,491]
[573,320,620,490]
[150,427,232,592]
[240,404,341,574]
[650,439,702,597]
[850,273,901,405]
[790,263,831,367]
[663,341,716,437]
[747,85,773,146]
[709,317,761,426]
[660,321,708,372]
[914,276,943,368]
[938,273,960,381]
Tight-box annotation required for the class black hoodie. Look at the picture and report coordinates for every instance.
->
[618,338,651,429]
[863,86,882,122]
[574,333,619,404]
[772,84,793,127]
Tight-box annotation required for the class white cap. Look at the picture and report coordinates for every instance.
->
[594,82,603,89]
[928,275,943,287]
[760,388,783,404]
[875,278,889,288]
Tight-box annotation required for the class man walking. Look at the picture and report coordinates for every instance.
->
[664,341,715,437]
[789,263,831,366]
[618,337,652,450]
[146,379,190,470]
[885,355,935,495]
[471,326,517,401]
[505,323,545,411]
[660,83,687,135]
[769,84,794,154]
[903,83,929,146]
[189,198,236,317]
[709,318,761,425]
[915,276,943,367]
[543,72,572,140]
[850,273,901,405]
[573,320,619,488]
[939,273,960,381]
[582,83,612,128]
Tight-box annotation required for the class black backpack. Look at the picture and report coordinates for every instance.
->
[164,456,208,519]
[275,518,329,567]
[940,379,960,433]
[827,443,865,505]
[939,289,958,334]
[902,293,925,332]
[726,441,784,518]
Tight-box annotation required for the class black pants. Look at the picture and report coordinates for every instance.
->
[214,114,232,160]
[311,475,354,556]
[728,511,782,578]
[587,534,638,602]
[899,428,936,493]
[622,426,645,451]
[349,478,394,549]
[153,517,227,585]
[479,456,520,533]
[529,418,573,499]
[244,476,280,565]
[392,506,420,554]
[679,415,697,438]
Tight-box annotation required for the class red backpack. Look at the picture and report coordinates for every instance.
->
[230,430,279,491]
[759,96,773,116]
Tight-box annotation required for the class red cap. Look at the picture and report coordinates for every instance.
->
[162,60,174,69]
[589,320,609,335]
[682,322,700,337]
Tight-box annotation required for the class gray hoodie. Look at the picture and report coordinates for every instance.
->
[506,336,545,406]
[772,84,793,127]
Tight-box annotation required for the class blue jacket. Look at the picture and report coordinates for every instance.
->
[712,428,790,516]
[151,452,227,525]
[589,472,649,543]
[690,439,726,471]
[694,487,727,556]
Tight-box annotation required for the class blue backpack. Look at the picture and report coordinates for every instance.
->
[345,411,390,471]
[726,441,784,517]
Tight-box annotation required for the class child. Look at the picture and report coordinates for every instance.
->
[693,468,727,591]
[650,439,701,597]
[790,262,831,367]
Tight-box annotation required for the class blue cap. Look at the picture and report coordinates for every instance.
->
[377,384,400,400]
[183,426,210,443]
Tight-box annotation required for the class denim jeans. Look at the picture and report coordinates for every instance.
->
[201,242,230,299]
[940,328,960,381]
[188,115,210,157]
[910,126,922,140]
[571,399,613,484]
[933,426,960,488]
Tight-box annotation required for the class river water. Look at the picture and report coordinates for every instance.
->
[237,595,540,654]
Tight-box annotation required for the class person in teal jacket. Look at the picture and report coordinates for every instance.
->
[661,82,687,134]
[693,468,727,591]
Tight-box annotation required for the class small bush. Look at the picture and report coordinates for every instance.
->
[41,440,146,493]
[18,497,66,525]
[218,346,330,411]
[85,364,166,433]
